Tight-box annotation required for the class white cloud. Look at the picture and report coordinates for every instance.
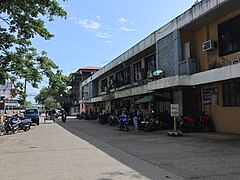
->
[78,19,101,30]
[96,32,111,39]
[120,27,136,32]
[118,18,127,23]
[106,40,112,44]
[116,17,136,32]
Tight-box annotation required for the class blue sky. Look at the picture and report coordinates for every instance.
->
[28,0,198,102]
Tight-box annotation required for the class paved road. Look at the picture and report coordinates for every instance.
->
[1,117,240,180]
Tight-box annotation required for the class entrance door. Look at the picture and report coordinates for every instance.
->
[183,87,199,119]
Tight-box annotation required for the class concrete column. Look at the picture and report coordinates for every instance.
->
[173,89,183,116]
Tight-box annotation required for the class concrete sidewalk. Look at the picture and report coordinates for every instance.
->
[0,122,183,180]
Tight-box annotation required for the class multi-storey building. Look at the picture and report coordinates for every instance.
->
[69,66,100,115]
[0,81,17,113]
[80,0,240,134]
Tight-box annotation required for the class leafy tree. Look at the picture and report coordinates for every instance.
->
[0,0,67,102]
[44,97,58,110]
[35,71,71,112]
[34,87,51,106]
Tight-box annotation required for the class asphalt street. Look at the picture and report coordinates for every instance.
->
[1,117,240,180]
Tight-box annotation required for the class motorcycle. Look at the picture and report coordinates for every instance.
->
[18,118,31,131]
[0,116,20,135]
[108,114,119,126]
[99,112,109,124]
[179,111,215,133]
[119,115,129,131]
[14,114,31,131]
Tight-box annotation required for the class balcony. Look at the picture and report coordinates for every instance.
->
[179,58,198,75]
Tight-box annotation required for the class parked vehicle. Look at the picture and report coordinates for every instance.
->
[99,112,109,124]
[13,114,31,131]
[119,115,129,131]
[0,116,20,135]
[24,108,40,125]
[18,118,31,131]
[85,112,98,120]
[108,114,119,126]
[179,111,215,132]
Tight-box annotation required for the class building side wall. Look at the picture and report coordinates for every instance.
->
[157,32,175,77]
[189,9,240,134]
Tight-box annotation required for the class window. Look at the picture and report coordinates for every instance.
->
[133,61,141,82]
[101,78,107,92]
[109,75,115,89]
[218,15,240,56]
[115,67,130,88]
[222,81,240,107]
[145,54,156,78]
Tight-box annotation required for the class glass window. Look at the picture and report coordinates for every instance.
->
[101,78,107,92]
[223,81,240,107]
[133,61,141,82]
[109,75,115,89]
[218,15,240,56]
[115,67,130,88]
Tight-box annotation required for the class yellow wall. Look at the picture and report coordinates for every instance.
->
[181,9,240,72]
[181,9,240,134]
[201,83,240,134]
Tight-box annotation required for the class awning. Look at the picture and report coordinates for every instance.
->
[135,95,170,104]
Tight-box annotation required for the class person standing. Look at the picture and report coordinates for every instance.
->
[61,108,66,123]
[133,105,140,131]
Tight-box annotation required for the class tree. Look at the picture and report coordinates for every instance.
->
[35,71,71,112]
[34,87,51,106]
[0,0,67,102]
[44,97,58,110]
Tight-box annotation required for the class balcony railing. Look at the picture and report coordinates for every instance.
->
[179,58,198,75]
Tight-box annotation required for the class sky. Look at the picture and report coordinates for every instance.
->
[27,0,199,102]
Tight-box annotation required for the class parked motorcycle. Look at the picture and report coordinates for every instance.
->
[108,114,119,126]
[179,111,214,132]
[0,116,20,135]
[119,115,129,131]
[18,118,31,131]
[99,112,109,124]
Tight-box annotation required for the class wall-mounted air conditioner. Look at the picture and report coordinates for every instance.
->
[202,40,217,52]
[231,59,240,65]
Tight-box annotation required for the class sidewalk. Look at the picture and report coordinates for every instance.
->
[0,122,183,180]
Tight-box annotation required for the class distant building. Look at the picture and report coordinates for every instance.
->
[0,81,19,113]
[69,66,101,115]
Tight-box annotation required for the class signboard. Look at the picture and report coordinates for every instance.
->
[170,104,179,117]
[202,87,218,105]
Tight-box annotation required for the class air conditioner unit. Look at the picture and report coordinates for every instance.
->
[202,40,217,52]
[231,59,240,65]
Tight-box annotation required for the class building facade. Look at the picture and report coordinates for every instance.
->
[69,66,100,115]
[80,0,240,134]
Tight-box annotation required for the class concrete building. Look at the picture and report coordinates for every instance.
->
[69,66,101,115]
[80,0,240,134]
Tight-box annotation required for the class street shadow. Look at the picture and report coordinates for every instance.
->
[56,117,181,179]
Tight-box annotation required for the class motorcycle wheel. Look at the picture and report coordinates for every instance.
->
[12,127,18,134]
[0,126,5,136]
[24,124,31,132]
[180,124,188,133]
